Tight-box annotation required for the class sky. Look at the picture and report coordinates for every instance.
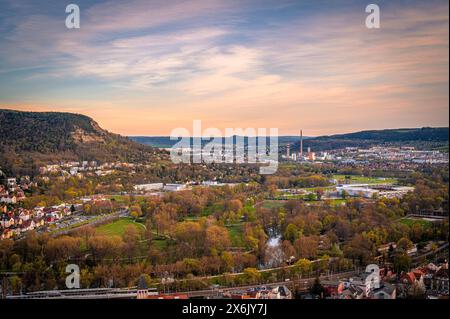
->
[0,0,448,136]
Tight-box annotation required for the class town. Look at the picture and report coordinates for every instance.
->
[0,0,448,315]
[1,140,448,299]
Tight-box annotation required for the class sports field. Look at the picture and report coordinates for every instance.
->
[332,174,397,184]
[95,218,146,236]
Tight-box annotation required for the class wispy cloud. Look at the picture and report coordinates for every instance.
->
[0,0,448,135]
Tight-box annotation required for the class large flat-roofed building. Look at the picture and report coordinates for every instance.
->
[377,186,415,198]
[337,184,414,199]
[337,185,378,198]
[163,183,187,192]
[134,183,164,192]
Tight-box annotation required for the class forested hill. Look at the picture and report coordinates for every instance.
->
[321,127,449,141]
[294,127,449,152]
[0,109,162,175]
[131,128,448,152]
[129,136,307,148]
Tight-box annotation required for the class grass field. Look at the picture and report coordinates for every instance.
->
[301,186,334,191]
[332,174,397,184]
[107,195,147,205]
[261,200,287,209]
[226,224,246,247]
[96,218,146,236]
[275,192,308,199]
[399,218,434,229]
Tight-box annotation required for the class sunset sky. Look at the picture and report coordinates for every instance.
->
[0,0,448,136]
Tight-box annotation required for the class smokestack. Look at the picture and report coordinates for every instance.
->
[300,130,303,160]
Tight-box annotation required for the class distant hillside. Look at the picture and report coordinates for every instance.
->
[321,127,448,141]
[129,135,308,148]
[0,109,162,176]
[292,127,449,152]
[131,128,448,152]
[130,136,178,148]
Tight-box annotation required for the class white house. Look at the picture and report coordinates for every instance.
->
[47,211,62,220]
[349,265,381,297]
[1,216,15,228]
[18,210,31,222]
[33,207,45,218]
[7,178,16,187]
[0,195,17,204]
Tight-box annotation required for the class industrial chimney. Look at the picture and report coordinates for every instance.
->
[300,130,303,161]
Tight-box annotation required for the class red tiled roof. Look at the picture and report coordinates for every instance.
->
[406,272,416,283]
[412,269,424,280]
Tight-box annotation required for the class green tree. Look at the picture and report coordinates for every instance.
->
[243,267,261,284]
[284,223,299,242]
[294,258,312,278]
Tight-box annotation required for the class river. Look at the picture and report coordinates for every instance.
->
[262,227,284,269]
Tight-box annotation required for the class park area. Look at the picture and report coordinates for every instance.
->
[332,174,397,185]
[95,217,146,236]
[399,217,434,229]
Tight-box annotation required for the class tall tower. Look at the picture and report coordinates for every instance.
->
[300,130,303,161]
[286,144,290,159]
